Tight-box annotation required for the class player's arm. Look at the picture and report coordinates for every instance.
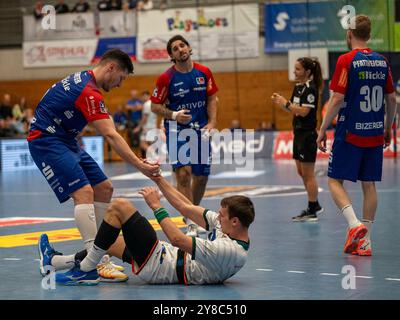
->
[317,92,345,152]
[203,94,218,130]
[153,176,207,229]
[91,118,160,177]
[384,92,397,147]
[139,187,193,254]
[151,102,192,124]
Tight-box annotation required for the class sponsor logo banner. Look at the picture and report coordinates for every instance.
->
[0,137,103,172]
[137,4,259,62]
[265,0,394,53]
[273,130,399,159]
[23,39,98,67]
[91,37,136,64]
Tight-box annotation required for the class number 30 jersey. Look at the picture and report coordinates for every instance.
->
[330,48,394,147]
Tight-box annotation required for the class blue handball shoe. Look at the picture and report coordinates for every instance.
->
[55,263,100,286]
[38,234,62,276]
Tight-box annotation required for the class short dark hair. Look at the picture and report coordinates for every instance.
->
[99,49,134,74]
[352,15,371,41]
[221,195,255,228]
[166,35,190,55]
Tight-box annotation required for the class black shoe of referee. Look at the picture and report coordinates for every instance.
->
[292,205,322,222]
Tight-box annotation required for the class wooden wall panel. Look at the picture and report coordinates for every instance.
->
[0,70,296,131]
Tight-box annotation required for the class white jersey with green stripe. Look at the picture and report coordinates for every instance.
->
[134,210,249,285]
[185,210,249,284]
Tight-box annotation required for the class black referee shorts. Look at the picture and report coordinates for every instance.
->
[293,130,318,163]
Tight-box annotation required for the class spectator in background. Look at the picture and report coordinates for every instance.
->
[139,91,159,158]
[256,121,275,132]
[137,0,153,11]
[23,108,34,133]
[159,0,169,11]
[55,0,69,14]
[110,0,122,10]
[127,0,138,10]
[13,97,26,121]
[97,0,111,11]
[113,105,128,130]
[230,119,243,132]
[126,89,143,148]
[0,94,13,120]
[33,1,44,20]
[72,0,90,13]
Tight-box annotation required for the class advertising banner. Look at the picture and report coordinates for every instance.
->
[265,0,394,53]
[136,4,259,62]
[23,39,98,67]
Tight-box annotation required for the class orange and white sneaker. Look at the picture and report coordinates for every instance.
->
[97,255,128,283]
[352,239,372,256]
[343,224,368,254]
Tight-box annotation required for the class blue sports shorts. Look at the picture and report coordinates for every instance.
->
[328,139,383,182]
[28,137,107,203]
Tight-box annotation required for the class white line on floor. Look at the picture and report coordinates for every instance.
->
[356,276,373,279]
[320,273,340,276]
[256,268,274,272]
[3,258,21,261]
[385,278,400,282]
[287,270,306,274]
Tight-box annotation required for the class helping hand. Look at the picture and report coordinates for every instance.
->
[138,187,162,211]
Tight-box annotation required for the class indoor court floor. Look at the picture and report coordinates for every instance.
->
[0,158,399,300]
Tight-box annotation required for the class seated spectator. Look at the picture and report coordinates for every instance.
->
[13,97,26,121]
[137,0,153,11]
[55,0,69,14]
[126,89,143,148]
[110,0,122,10]
[159,0,169,11]
[230,119,243,132]
[97,0,111,11]
[23,108,34,133]
[33,1,44,20]
[0,94,13,120]
[72,0,90,13]
[127,0,137,9]
[113,105,128,130]
[256,121,275,132]
[0,118,19,138]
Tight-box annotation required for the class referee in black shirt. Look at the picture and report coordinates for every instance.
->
[271,57,324,221]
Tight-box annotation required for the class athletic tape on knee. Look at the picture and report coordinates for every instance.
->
[94,201,110,231]
[74,204,97,251]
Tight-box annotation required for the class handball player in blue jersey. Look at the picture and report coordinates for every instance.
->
[29,49,160,280]
[317,15,397,256]
[150,35,219,237]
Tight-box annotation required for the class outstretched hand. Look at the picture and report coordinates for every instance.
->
[139,158,161,178]
[139,187,162,211]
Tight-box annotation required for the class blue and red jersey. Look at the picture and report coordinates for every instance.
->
[330,48,395,147]
[150,62,218,132]
[27,70,109,142]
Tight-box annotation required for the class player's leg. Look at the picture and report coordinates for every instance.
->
[355,146,383,256]
[327,140,367,253]
[192,175,208,206]
[56,198,158,285]
[29,139,98,273]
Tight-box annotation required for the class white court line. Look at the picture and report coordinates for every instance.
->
[3,258,21,261]
[385,278,400,282]
[356,276,373,279]
[256,268,274,272]
[287,270,306,274]
[320,273,340,276]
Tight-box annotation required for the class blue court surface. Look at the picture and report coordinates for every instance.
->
[0,158,399,300]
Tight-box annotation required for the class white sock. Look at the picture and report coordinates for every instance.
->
[94,201,110,231]
[51,254,76,271]
[362,219,373,240]
[80,244,107,272]
[341,204,361,229]
[74,204,97,251]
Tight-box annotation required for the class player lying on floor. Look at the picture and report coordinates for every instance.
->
[38,174,255,285]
